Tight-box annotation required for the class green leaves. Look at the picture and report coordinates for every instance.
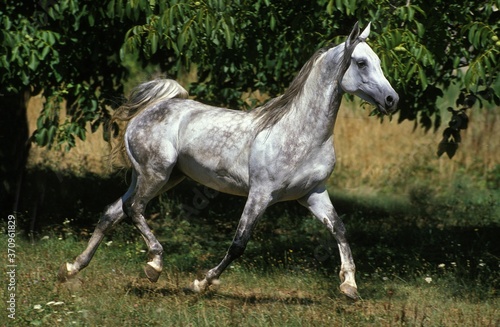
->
[461,22,499,92]
[395,4,425,22]
[32,83,102,151]
[2,0,499,155]
[1,6,61,91]
[466,22,497,48]
[331,0,358,15]
[122,1,238,60]
[376,27,434,90]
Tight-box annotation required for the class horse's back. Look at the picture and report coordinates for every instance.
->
[127,98,256,195]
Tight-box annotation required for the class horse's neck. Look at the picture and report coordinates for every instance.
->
[288,63,344,142]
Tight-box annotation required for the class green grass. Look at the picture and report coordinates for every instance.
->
[2,186,498,326]
[3,237,498,326]
[4,164,499,326]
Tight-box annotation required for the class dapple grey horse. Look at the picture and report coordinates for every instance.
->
[58,22,398,300]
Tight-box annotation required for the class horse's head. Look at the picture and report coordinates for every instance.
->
[341,23,399,114]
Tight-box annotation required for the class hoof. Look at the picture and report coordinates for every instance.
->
[340,283,359,300]
[144,264,161,283]
[58,263,74,283]
[186,278,220,293]
[189,279,207,293]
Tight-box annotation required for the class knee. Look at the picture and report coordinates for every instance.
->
[150,242,163,255]
[328,215,346,234]
[333,220,346,235]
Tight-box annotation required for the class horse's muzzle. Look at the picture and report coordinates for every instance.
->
[382,93,399,114]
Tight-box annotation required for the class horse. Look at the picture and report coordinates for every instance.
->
[58,22,398,300]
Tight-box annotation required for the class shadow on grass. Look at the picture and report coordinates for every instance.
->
[125,281,183,298]
[202,291,317,306]
[126,282,318,306]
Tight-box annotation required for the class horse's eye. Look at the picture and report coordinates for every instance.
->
[357,60,367,69]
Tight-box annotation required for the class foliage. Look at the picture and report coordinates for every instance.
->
[1,0,129,150]
[1,0,499,156]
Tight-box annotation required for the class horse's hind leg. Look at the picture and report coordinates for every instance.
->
[58,168,182,283]
[58,178,135,282]
[122,169,183,282]
[299,187,359,300]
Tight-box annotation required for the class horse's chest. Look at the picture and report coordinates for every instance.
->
[290,149,335,187]
[278,161,334,201]
[251,139,336,200]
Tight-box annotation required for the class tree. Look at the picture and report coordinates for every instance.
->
[1,0,499,153]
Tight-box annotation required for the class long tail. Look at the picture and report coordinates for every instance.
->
[108,78,189,168]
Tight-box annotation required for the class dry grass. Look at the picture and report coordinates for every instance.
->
[333,101,499,193]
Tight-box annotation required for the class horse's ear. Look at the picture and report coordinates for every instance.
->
[359,22,371,41]
[346,21,360,47]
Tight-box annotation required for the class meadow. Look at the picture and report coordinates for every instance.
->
[1,94,498,326]
[2,187,498,326]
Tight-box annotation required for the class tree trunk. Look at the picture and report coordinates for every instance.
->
[0,90,31,214]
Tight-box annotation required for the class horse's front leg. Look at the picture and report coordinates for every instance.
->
[190,191,271,292]
[299,187,359,300]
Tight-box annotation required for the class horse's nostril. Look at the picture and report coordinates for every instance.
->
[386,96,394,106]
